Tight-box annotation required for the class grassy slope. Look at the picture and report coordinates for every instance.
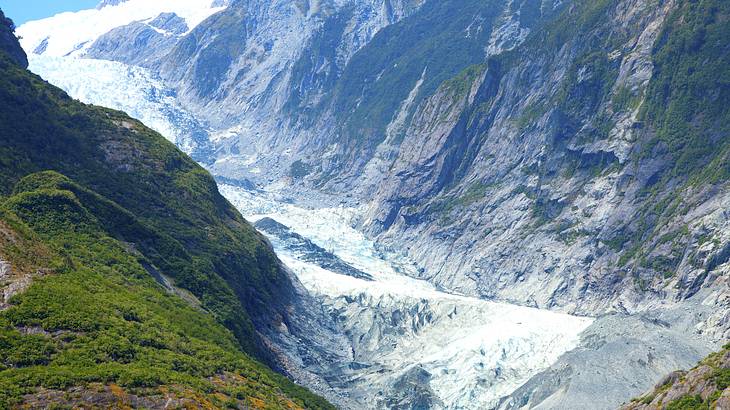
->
[0,17,332,409]
[0,173,330,408]
[0,38,292,360]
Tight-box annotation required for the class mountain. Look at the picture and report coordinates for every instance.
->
[39,0,727,331]
[27,0,728,318]
[14,0,730,408]
[0,10,331,408]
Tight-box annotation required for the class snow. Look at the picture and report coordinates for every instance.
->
[16,0,226,57]
[221,185,594,409]
[27,55,202,152]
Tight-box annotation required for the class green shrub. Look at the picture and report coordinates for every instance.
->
[666,395,707,410]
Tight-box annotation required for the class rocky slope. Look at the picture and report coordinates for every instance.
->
[0,15,330,408]
[620,344,730,410]
[358,0,730,324]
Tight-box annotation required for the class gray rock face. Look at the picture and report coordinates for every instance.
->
[255,217,374,281]
[86,13,189,68]
[347,0,730,332]
[360,0,674,312]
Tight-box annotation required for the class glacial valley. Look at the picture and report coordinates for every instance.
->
[11,0,730,408]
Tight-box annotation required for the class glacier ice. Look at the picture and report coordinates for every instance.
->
[27,55,207,157]
[220,184,594,409]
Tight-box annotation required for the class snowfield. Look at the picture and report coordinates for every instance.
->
[16,0,226,57]
[220,185,594,409]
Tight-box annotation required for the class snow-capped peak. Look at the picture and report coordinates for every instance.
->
[17,0,227,58]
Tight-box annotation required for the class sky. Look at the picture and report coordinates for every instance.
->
[1,0,97,25]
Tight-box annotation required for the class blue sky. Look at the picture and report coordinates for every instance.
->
[1,0,97,25]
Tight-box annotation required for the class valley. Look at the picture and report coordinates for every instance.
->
[6,0,730,408]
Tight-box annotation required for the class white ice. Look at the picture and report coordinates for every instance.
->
[27,55,200,152]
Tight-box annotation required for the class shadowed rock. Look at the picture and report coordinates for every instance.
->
[255,217,373,281]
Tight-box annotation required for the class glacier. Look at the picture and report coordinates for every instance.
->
[27,54,208,157]
[220,184,594,409]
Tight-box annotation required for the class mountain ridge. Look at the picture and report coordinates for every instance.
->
[0,12,332,408]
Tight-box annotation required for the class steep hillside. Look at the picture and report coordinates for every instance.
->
[621,344,730,409]
[359,0,730,325]
[0,25,291,360]
[0,13,331,409]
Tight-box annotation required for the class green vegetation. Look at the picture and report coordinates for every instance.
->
[640,0,730,180]
[430,181,491,223]
[441,64,486,100]
[535,0,616,50]
[330,0,512,148]
[0,178,330,408]
[0,30,331,408]
[611,85,642,113]
[712,368,730,390]
[665,395,706,410]
[515,102,548,131]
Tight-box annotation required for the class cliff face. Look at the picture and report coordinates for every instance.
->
[358,0,730,329]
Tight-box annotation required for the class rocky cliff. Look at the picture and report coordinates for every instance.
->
[356,0,730,331]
